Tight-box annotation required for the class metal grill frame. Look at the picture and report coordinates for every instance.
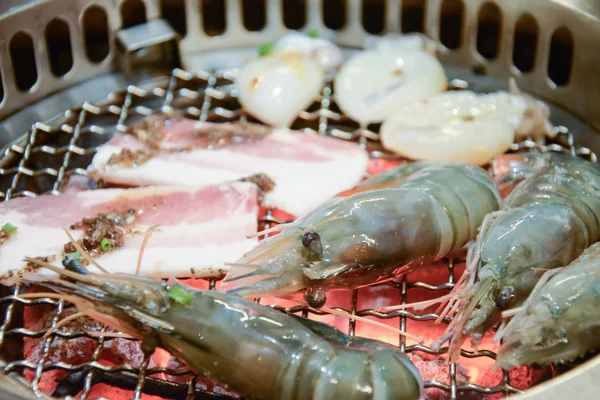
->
[0,66,597,400]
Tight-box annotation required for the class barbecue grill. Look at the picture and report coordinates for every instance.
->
[1,1,599,399]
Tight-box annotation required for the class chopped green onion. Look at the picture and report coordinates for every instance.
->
[168,285,193,305]
[65,251,81,262]
[2,223,17,234]
[307,29,319,38]
[100,238,112,252]
[258,42,274,57]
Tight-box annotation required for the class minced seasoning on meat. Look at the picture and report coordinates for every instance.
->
[127,114,175,149]
[240,173,276,196]
[106,149,156,168]
[64,209,136,259]
[0,230,10,246]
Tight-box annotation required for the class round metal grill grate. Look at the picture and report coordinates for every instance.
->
[0,65,596,400]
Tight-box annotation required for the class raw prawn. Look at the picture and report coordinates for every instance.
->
[379,86,557,166]
[494,241,600,370]
[415,153,600,362]
[221,162,501,307]
[236,51,324,128]
[333,47,447,125]
[336,161,435,197]
[11,260,423,400]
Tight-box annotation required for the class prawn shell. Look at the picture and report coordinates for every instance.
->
[496,245,600,369]
[441,155,600,362]
[222,162,501,299]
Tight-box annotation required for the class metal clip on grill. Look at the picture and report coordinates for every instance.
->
[0,1,599,399]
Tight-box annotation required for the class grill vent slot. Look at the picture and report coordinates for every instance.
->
[46,18,74,77]
[513,13,538,73]
[440,0,464,49]
[243,0,266,32]
[283,0,306,30]
[202,0,226,36]
[121,0,148,28]
[548,26,574,87]
[161,0,187,36]
[476,2,502,60]
[323,0,346,30]
[401,0,426,33]
[83,5,110,64]
[9,31,38,92]
[362,0,386,34]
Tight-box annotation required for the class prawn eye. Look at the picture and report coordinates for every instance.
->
[302,231,323,255]
[495,286,514,310]
[305,285,327,308]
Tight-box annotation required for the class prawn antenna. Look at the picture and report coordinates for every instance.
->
[247,222,293,239]
[24,257,101,287]
[221,265,267,283]
[42,311,87,339]
[82,329,137,340]
[375,291,458,313]
[135,225,161,276]
[285,297,424,344]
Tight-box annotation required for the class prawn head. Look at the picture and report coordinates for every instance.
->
[222,187,434,305]
[494,317,600,371]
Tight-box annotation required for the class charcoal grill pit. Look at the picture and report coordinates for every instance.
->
[1,1,600,399]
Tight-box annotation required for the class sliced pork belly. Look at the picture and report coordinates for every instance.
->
[89,117,369,216]
[0,182,258,279]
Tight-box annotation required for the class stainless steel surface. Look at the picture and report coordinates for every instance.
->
[0,0,599,399]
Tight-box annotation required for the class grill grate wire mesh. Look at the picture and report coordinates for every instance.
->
[0,66,597,400]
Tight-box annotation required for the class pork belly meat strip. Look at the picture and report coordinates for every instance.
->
[0,182,258,278]
[89,117,369,216]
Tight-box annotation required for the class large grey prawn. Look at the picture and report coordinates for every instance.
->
[10,257,424,400]
[221,162,502,307]
[494,240,600,370]
[397,153,600,362]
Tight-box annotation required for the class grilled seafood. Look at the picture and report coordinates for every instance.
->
[12,260,423,400]
[379,86,557,166]
[334,47,447,125]
[236,51,324,128]
[425,153,600,362]
[221,162,501,307]
[493,241,600,370]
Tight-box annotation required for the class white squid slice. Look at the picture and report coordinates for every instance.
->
[273,31,344,70]
[236,51,324,128]
[334,49,447,125]
[363,33,438,55]
[380,91,558,166]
